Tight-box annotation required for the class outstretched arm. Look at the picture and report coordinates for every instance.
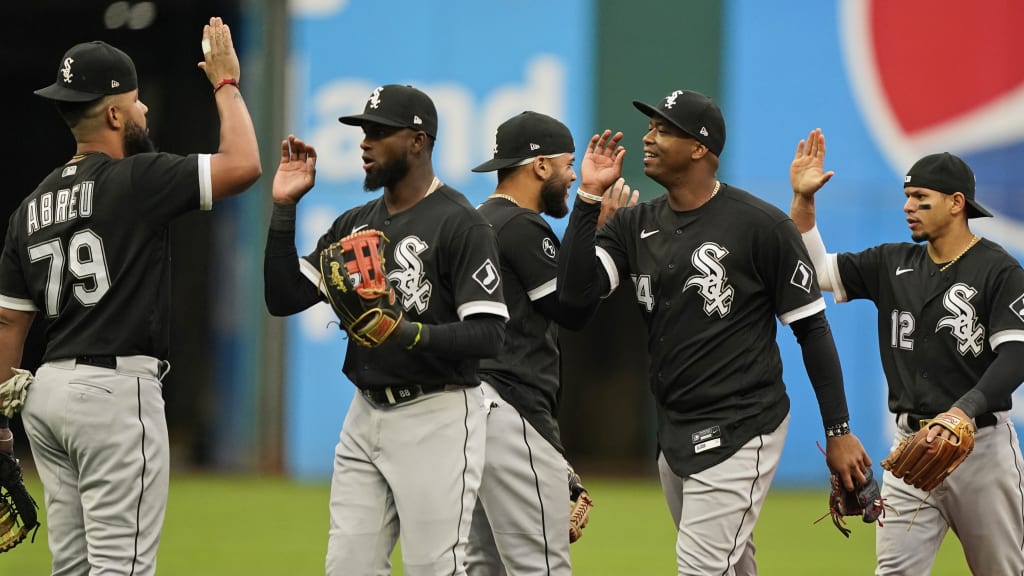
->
[791,311,871,491]
[558,132,629,310]
[790,129,837,291]
[200,17,262,200]
[789,128,834,234]
[264,135,323,315]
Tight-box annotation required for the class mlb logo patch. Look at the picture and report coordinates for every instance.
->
[473,259,501,294]
[1011,293,1024,323]
[790,261,814,293]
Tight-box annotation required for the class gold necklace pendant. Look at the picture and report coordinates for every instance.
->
[490,193,521,207]
[939,235,980,272]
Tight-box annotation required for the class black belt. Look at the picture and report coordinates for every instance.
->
[906,412,997,430]
[361,384,447,407]
[76,355,117,369]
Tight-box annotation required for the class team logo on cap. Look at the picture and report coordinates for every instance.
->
[664,90,684,109]
[61,57,74,84]
[368,86,383,110]
[699,127,709,137]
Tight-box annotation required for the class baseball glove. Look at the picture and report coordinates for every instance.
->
[881,411,976,492]
[319,229,403,347]
[0,368,33,418]
[0,452,39,553]
[568,465,593,543]
[816,467,887,537]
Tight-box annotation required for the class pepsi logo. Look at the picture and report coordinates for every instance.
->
[842,0,1024,252]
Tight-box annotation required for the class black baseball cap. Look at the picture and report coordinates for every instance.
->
[904,152,991,218]
[35,41,138,102]
[472,111,575,172]
[633,89,726,156]
[339,84,438,139]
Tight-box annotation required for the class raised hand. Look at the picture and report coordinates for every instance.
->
[598,178,639,230]
[790,128,835,197]
[272,135,318,204]
[198,17,241,86]
[580,130,626,197]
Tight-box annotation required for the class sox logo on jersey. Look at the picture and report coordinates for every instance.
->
[684,242,734,318]
[388,236,432,313]
[936,283,985,357]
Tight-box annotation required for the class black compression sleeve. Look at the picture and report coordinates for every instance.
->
[264,203,322,316]
[953,340,1024,417]
[417,315,505,358]
[790,311,851,427]
[558,197,609,309]
[0,416,8,427]
[533,292,597,331]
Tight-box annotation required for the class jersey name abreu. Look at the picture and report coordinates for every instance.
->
[25,180,95,236]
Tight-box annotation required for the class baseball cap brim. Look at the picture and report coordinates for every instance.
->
[633,100,696,138]
[966,199,992,218]
[471,157,527,173]
[338,113,415,131]
[34,83,107,103]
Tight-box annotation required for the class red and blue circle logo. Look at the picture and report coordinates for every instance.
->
[843,0,1024,252]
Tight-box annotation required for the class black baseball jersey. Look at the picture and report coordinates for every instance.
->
[477,198,564,454]
[301,184,508,389]
[828,239,1024,414]
[0,152,209,362]
[591,184,825,476]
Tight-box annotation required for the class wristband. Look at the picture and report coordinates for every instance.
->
[825,421,851,438]
[576,188,604,203]
[406,322,423,350]
[214,78,239,93]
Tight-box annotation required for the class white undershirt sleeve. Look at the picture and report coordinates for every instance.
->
[801,225,834,292]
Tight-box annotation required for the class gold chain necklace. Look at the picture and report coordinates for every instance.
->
[710,180,721,199]
[939,235,980,272]
[490,193,521,207]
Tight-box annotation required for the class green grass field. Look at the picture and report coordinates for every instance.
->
[3,473,970,575]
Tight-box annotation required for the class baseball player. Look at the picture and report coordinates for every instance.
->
[789,129,1024,574]
[0,19,260,575]
[467,111,633,575]
[263,85,509,576]
[557,90,871,575]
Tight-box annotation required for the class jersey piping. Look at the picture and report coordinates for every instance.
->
[526,278,556,301]
[595,246,619,294]
[777,297,826,326]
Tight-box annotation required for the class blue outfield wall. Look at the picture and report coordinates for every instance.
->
[284,0,594,480]
[724,0,1024,485]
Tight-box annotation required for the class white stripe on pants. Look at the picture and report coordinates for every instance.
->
[658,414,788,576]
[22,356,169,576]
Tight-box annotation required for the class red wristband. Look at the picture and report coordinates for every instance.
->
[214,78,239,93]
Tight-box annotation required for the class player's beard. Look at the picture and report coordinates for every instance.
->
[540,174,570,218]
[911,231,929,243]
[364,155,410,192]
[123,119,156,157]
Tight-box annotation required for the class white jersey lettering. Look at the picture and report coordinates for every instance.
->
[388,235,432,313]
[684,242,734,318]
[936,282,985,357]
